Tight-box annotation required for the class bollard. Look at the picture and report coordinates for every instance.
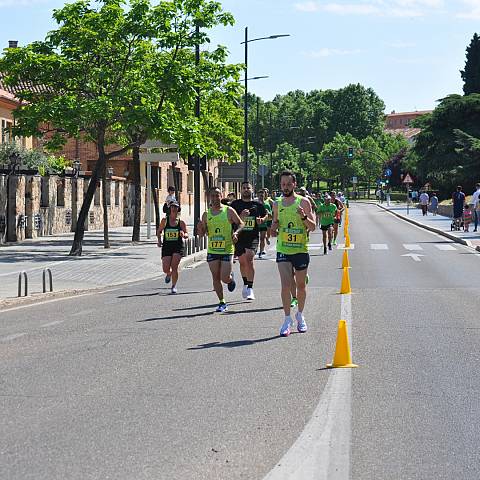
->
[42,268,53,293]
[17,271,28,297]
[195,235,199,253]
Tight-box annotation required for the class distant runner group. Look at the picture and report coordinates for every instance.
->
[157,170,346,336]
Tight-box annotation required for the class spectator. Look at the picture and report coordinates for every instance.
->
[419,190,429,216]
[464,204,473,232]
[452,186,466,222]
[429,192,439,216]
[470,183,480,232]
[163,186,177,213]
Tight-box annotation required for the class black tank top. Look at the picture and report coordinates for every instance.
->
[163,218,183,248]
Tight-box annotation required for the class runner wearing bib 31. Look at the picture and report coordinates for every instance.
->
[197,187,244,313]
[271,171,316,337]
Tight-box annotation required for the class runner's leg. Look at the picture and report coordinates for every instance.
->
[162,256,172,277]
[170,253,182,287]
[208,260,223,301]
[294,269,308,313]
[278,261,294,317]
[259,230,266,254]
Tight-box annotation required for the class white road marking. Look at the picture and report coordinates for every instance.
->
[337,244,355,250]
[403,244,423,251]
[435,244,456,251]
[370,244,388,250]
[308,247,322,250]
[40,320,64,328]
[263,295,353,480]
[1,332,27,342]
[402,253,424,262]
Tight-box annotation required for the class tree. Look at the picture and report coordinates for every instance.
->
[461,33,480,95]
[0,0,241,255]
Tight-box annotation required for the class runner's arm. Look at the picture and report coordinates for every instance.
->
[271,202,279,237]
[228,207,245,232]
[156,218,166,246]
[197,212,208,236]
[298,198,316,232]
[180,220,189,238]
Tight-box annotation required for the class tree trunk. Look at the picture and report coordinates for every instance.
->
[152,187,160,230]
[69,151,106,256]
[102,162,110,248]
[132,145,141,242]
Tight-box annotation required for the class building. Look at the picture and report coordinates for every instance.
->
[385,110,433,145]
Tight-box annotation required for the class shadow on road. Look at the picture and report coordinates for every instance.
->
[188,335,280,349]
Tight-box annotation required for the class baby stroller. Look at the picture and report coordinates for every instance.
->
[451,216,463,231]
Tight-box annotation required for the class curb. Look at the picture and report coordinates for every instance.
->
[0,249,207,311]
[376,204,478,250]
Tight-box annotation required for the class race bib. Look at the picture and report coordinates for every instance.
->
[209,235,226,251]
[281,228,305,247]
[165,229,179,241]
[244,216,256,231]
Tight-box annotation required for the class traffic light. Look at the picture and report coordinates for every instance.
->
[347,147,354,158]
[187,155,207,171]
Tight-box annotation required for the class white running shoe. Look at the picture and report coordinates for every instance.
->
[280,316,293,337]
[246,288,255,300]
[242,285,249,299]
[171,286,177,294]
[296,311,307,333]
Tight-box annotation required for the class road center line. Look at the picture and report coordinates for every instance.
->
[0,332,27,342]
[40,320,64,327]
[263,294,353,480]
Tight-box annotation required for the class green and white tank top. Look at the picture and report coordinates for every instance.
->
[207,205,234,255]
[277,196,308,254]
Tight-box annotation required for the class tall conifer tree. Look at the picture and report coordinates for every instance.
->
[461,33,480,95]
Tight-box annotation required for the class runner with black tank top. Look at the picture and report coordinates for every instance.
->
[197,187,245,313]
[230,182,268,301]
[156,201,188,294]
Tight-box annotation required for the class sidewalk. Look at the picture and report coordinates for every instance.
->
[0,223,201,303]
[377,202,480,250]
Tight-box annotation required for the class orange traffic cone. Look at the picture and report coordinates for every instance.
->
[339,267,351,294]
[342,249,350,269]
[327,320,358,368]
[344,225,349,238]
[344,208,349,226]
[345,234,351,249]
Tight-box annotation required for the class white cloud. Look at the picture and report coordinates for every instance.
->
[303,47,363,57]
[294,0,446,17]
[456,0,480,19]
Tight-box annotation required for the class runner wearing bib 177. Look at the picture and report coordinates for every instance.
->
[197,187,245,313]
[231,182,268,301]
[156,201,188,294]
[271,171,316,337]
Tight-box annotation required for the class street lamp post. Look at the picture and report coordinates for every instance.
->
[241,28,290,182]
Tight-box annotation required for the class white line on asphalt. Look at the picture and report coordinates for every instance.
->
[435,244,457,251]
[0,332,27,342]
[370,243,389,250]
[337,244,355,250]
[401,253,424,262]
[40,320,64,328]
[263,296,353,480]
[403,244,423,251]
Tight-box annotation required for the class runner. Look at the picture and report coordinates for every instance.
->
[313,193,324,227]
[256,189,272,258]
[317,194,337,255]
[231,182,268,300]
[156,201,188,294]
[330,190,345,246]
[197,187,245,312]
[271,171,316,336]
[263,188,274,246]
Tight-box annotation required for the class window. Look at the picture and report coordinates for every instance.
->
[105,180,111,206]
[115,181,120,206]
[40,177,49,207]
[94,182,100,205]
[56,178,65,207]
[187,172,193,193]
[1,119,13,144]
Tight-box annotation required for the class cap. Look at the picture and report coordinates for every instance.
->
[168,200,180,208]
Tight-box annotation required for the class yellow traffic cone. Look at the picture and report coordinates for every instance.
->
[344,225,349,238]
[345,234,351,248]
[339,267,352,294]
[342,249,350,269]
[327,320,358,368]
[344,208,349,225]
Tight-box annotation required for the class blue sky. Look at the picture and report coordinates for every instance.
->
[1,0,479,112]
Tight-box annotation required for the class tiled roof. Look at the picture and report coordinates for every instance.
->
[385,127,422,139]
[0,73,49,96]
[386,110,432,117]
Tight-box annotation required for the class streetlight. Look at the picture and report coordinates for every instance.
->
[241,27,290,181]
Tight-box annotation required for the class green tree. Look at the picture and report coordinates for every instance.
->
[0,0,240,255]
[461,33,480,95]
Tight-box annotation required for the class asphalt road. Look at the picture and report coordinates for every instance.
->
[1,203,480,479]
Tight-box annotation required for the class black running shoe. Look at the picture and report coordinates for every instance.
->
[328,242,332,251]
[324,246,327,255]
[227,272,236,292]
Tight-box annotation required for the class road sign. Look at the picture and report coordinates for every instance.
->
[140,139,178,149]
[351,176,357,184]
[402,173,414,184]
[218,162,245,182]
[139,152,179,163]
[259,164,269,176]
[385,168,392,177]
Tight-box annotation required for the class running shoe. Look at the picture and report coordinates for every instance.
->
[233,256,238,264]
[290,297,298,307]
[261,251,266,256]
[296,311,307,333]
[333,239,337,246]
[280,316,294,337]
[258,252,263,259]
[246,288,255,300]
[242,285,249,299]
[165,275,171,284]
[171,286,177,294]
[227,272,236,292]
[324,246,327,255]
[328,242,332,251]
[216,302,228,313]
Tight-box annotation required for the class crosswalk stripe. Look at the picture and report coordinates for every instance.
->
[403,244,423,251]
[370,244,388,250]
[434,244,457,251]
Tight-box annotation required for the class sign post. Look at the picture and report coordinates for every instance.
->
[402,173,414,215]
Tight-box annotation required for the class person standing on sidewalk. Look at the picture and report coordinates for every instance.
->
[271,171,316,337]
[156,201,188,294]
[452,186,466,227]
[430,192,439,216]
[470,183,480,231]
[197,187,245,313]
[230,182,268,300]
[419,190,429,216]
